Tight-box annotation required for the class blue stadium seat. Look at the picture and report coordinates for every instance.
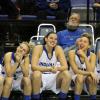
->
[95,37,100,93]
[0,15,8,20]
[29,23,56,47]
[37,23,56,40]
[95,37,100,55]
[71,0,94,7]
[30,36,44,45]
[0,14,37,20]
[46,16,56,20]
[79,24,95,46]
[21,15,37,20]
[71,0,94,21]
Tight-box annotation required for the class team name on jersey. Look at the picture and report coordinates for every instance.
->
[39,62,55,67]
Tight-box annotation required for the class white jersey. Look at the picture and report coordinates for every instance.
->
[75,50,96,74]
[1,52,23,78]
[75,52,90,71]
[38,46,60,94]
[70,50,97,94]
[70,50,91,76]
[38,46,58,70]
[11,52,24,78]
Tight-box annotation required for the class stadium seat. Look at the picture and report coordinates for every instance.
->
[30,35,44,46]
[70,0,94,21]
[79,24,95,46]
[95,38,100,61]
[95,37,100,55]
[21,15,37,20]
[37,23,56,37]
[46,16,56,20]
[71,0,94,7]
[0,14,37,20]
[30,23,56,46]
[0,15,8,20]
[94,37,100,95]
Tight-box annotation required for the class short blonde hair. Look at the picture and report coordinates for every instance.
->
[20,41,30,54]
[80,33,92,46]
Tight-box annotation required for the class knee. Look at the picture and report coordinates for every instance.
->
[67,71,72,79]
[32,71,42,79]
[63,71,71,79]
[61,71,72,82]
[87,76,92,81]
[0,76,4,85]
[23,77,31,86]
[5,77,13,86]
[87,76,94,84]
[76,75,84,84]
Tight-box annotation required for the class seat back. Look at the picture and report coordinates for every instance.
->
[95,38,100,91]
[0,15,8,20]
[71,0,94,21]
[71,0,94,7]
[30,35,44,46]
[37,23,56,40]
[79,24,94,46]
[95,37,100,70]
[95,37,100,55]
[29,23,56,54]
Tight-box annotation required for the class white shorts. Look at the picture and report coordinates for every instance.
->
[40,72,60,94]
[12,65,32,91]
[0,64,22,91]
[12,75,23,91]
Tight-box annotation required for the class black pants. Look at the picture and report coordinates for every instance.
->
[36,9,70,20]
[0,0,19,19]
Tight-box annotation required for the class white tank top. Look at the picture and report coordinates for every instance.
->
[1,52,24,77]
[11,52,24,76]
[38,46,58,68]
[75,50,91,70]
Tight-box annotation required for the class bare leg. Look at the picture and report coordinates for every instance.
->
[32,71,42,94]
[57,70,71,93]
[86,76,97,100]
[75,74,85,95]
[22,77,32,95]
[32,71,42,100]
[2,77,13,98]
[0,76,4,97]
[74,74,85,100]
[56,70,71,100]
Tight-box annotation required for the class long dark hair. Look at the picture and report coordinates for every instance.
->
[43,31,57,45]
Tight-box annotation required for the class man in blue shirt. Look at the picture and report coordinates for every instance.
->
[57,13,84,54]
[34,0,71,19]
